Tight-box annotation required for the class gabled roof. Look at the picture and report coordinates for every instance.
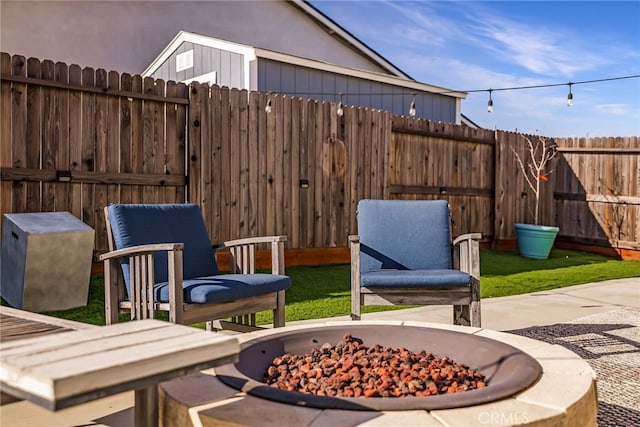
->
[288,0,412,79]
[142,31,467,100]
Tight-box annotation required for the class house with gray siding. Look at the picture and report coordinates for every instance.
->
[2,0,473,125]
[144,31,466,124]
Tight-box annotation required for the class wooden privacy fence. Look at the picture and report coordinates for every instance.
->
[0,54,188,250]
[187,83,392,249]
[553,137,639,252]
[1,53,638,260]
[387,116,496,240]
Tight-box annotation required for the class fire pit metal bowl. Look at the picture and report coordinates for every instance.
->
[215,323,542,411]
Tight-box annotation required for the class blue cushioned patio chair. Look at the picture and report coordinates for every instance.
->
[99,204,290,331]
[350,199,481,327]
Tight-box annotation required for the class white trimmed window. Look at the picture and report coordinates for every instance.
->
[176,49,194,72]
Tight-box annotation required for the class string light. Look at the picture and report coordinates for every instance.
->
[408,94,416,117]
[337,93,344,117]
[258,74,638,115]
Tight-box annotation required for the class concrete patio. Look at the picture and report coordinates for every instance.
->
[0,277,638,426]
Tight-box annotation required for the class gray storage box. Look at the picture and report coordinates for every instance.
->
[1,212,95,312]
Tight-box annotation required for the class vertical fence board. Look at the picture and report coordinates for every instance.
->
[41,60,56,212]
[130,75,144,204]
[165,81,185,204]
[303,100,315,246]
[93,69,109,247]
[270,96,288,234]
[298,97,310,247]
[24,57,40,213]
[80,67,96,226]
[54,62,71,212]
[341,108,353,239]
[152,79,166,204]
[106,71,120,225]
[282,96,293,241]
[328,103,343,246]
[229,88,241,238]
[257,92,268,242]
[0,53,13,216]
[289,96,301,248]
[239,89,250,238]
[209,85,222,242]
[320,102,331,246]
[220,87,232,237]
[141,76,155,204]
[313,100,324,247]
[188,82,202,209]
[119,73,133,205]
[68,65,82,219]
[199,83,213,237]
[248,92,260,239]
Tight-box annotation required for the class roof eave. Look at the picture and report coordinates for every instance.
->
[289,0,412,79]
[256,47,467,99]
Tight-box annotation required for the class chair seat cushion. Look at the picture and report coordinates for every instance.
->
[154,274,291,304]
[361,269,471,288]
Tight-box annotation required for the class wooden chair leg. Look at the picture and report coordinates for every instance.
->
[350,278,362,320]
[273,290,286,328]
[470,277,481,327]
[453,305,471,326]
[134,385,158,427]
[471,301,481,328]
[351,290,362,321]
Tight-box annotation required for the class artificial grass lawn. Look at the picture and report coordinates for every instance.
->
[40,248,640,327]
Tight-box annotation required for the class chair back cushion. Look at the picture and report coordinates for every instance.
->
[107,204,218,292]
[357,199,452,273]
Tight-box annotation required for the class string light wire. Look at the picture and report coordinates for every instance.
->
[459,74,639,95]
[264,74,639,114]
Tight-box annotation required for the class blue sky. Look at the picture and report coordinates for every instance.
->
[310,1,640,137]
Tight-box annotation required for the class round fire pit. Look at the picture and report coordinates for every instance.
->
[159,321,598,427]
[215,324,541,411]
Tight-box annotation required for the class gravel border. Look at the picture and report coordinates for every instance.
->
[508,307,640,427]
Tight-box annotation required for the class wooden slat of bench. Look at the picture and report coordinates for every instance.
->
[0,319,239,410]
[0,306,99,405]
[0,306,96,343]
[0,319,165,352]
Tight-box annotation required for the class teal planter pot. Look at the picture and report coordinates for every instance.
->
[514,223,559,260]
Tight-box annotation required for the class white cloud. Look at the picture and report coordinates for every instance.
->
[594,104,632,115]
[459,9,612,77]
[380,1,624,78]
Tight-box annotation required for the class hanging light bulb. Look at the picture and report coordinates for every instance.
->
[567,83,573,106]
[265,97,272,113]
[487,89,493,113]
[408,94,416,117]
[337,93,344,117]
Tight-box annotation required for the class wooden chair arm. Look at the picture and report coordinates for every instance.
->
[452,233,481,279]
[222,235,287,247]
[219,235,287,275]
[100,242,185,325]
[99,243,184,261]
[452,233,482,246]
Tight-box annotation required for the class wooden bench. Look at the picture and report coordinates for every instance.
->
[0,306,98,405]
[0,310,239,427]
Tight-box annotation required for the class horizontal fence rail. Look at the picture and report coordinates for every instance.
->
[1,53,638,261]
